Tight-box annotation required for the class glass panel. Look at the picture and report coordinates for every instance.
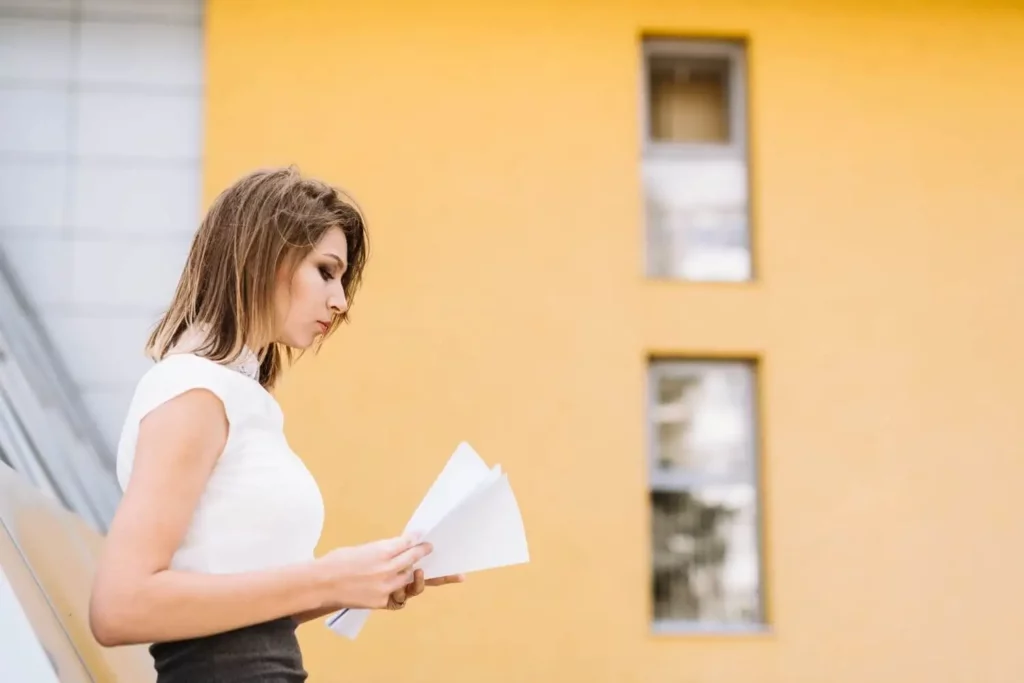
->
[651,485,761,624]
[648,55,731,144]
[0,465,157,680]
[0,566,62,683]
[0,516,96,683]
[652,361,754,480]
[644,156,750,281]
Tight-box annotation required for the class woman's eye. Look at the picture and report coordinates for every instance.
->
[319,266,333,281]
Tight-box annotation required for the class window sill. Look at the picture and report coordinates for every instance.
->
[650,620,772,638]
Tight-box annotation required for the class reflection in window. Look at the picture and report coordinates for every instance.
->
[644,157,751,282]
[648,54,731,143]
[649,360,763,628]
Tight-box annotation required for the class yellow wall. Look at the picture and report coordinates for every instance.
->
[204,1,1024,681]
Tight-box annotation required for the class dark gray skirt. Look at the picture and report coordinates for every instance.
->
[149,617,307,682]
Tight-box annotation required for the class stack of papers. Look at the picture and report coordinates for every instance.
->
[326,442,530,639]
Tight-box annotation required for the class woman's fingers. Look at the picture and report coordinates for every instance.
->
[387,541,433,573]
[388,585,407,610]
[387,571,465,611]
[408,569,425,597]
[425,573,465,587]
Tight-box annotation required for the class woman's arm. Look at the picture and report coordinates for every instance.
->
[89,388,335,646]
[89,388,432,647]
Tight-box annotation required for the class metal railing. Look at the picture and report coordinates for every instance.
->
[0,249,120,533]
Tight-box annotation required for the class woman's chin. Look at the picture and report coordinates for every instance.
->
[276,332,316,350]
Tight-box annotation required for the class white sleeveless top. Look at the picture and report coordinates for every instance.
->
[115,346,325,575]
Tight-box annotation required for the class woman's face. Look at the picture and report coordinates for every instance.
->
[273,227,350,349]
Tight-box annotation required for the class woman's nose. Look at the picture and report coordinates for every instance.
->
[329,290,349,315]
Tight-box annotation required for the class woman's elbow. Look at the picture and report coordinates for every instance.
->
[89,599,127,647]
[90,619,123,648]
[89,609,122,647]
[89,584,140,647]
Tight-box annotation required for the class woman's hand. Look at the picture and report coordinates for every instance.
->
[317,534,434,610]
[386,570,465,610]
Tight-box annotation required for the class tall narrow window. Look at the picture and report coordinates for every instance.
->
[642,39,751,282]
[649,359,763,630]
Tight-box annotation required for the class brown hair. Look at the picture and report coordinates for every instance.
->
[145,165,369,388]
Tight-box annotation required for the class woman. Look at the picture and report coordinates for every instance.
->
[88,166,462,682]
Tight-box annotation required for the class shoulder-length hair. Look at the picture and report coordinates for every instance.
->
[145,166,369,388]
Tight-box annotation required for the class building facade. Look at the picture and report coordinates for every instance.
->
[206,2,1024,681]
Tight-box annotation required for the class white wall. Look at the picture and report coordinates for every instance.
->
[0,0,203,451]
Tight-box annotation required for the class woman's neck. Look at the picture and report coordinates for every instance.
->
[170,324,261,381]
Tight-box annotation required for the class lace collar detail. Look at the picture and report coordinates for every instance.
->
[224,346,261,381]
[169,325,261,381]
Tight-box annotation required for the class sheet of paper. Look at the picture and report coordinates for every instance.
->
[327,605,369,638]
[416,473,528,580]
[327,442,528,639]
[402,442,492,536]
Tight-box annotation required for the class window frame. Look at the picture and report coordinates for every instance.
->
[640,37,754,283]
[640,37,749,161]
[646,357,767,634]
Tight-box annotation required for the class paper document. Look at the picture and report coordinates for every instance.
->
[326,442,529,639]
